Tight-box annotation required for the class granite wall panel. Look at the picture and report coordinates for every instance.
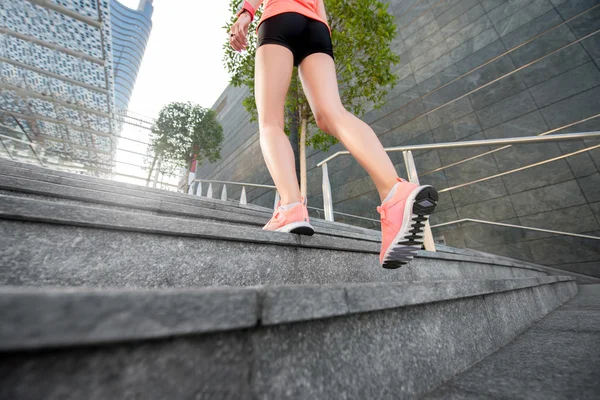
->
[529,61,600,108]
[501,159,575,194]
[476,90,538,130]
[501,8,564,50]
[540,85,600,129]
[509,24,577,68]
[559,140,599,178]
[468,70,526,110]
[494,0,554,37]
[566,4,600,38]
[578,172,600,203]
[518,41,591,88]
[518,204,600,240]
[581,33,600,67]
[555,0,600,19]
[202,0,600,276]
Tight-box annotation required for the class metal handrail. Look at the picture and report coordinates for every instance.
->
[190,178,280,210]
[317,131,600,252]
[0,132,38,147]
[439,142,600,193]
[189,177,383,223]
[190,178,381,223]
[420,113,600,177]
[0,111,185,187]
[430,218,600,241]
[1,114,179,183]
[307,205,380,223]
[2,121,154,159]
[190,178,382,222]
[0,117,44,166]
[113,171,178,188]
[188,181,600,242]
[316,131,600,167]
[192,178,276,190]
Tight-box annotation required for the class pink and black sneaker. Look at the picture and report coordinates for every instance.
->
[263,196,315,235]
[376,177,438,269]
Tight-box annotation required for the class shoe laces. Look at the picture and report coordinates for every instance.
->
[377,177,409,220]
[267,197,305,226]
[266,208,287,227]
[377,205,387,220]
[268,209,280,221]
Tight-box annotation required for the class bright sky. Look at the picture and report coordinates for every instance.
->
[119,0,232,118]
[115,1,233,187]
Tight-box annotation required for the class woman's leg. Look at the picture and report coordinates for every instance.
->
[255,44,301,206]
[298,53,399,202]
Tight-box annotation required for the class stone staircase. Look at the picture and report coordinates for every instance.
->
[0,158,592,399]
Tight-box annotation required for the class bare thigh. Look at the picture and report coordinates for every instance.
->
[254,44,302,204]
[255,44,294,127]
[298,52,345,133]
[299,52,400,198]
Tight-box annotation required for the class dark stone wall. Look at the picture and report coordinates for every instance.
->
[199,0,600,277]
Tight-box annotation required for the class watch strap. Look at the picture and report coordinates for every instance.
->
[236,1,255,21]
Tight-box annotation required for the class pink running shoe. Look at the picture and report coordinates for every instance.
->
[263,197,315,235]
[377,178,438,269]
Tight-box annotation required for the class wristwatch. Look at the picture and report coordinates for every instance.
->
[237,9,251,19]
[236,1,255,21]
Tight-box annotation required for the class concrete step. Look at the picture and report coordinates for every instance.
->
[425,284,600,399]
[0,194,553,288]
[0,276,577,399]
[465,247,600,285]
[0,158,381,241]
[9,158,586,281]
[0,158,376,235]
[5,158,594,284]
[0,158,254,209]
[1,159,588,284]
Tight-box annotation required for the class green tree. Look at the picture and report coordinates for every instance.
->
[148,102,224,192]
[223,0,399,196]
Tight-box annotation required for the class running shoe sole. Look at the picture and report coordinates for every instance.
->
[275,221,315,236]
[381,185,438,269]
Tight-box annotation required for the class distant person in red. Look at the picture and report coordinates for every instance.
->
[229,0,438,268]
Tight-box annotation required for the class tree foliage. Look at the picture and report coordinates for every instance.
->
[149,102,224,189]
[222,0,400,151]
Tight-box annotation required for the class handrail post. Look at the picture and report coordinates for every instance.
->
[274,191,280,211]
[322,162,334,222]
[152,154,162,188]
[240,186,247,205]
[403,151,436,252]
[28,142,44,166]
[0,139,15,160]
[195,181,202,196]
[221,184,227,201]
[6,113,44,166]
[207,182,213,198]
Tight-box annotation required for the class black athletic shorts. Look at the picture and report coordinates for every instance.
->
[257,12,334,67]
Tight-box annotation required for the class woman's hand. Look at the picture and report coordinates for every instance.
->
[229,13,252,52]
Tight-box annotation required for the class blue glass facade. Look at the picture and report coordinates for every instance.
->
[110,0,153,111]
[0,0,117,173]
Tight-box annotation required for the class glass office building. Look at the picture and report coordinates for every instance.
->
[0,0,116,174]
[111,0,153,112]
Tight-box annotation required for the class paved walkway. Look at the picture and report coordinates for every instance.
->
[426,285,600,399]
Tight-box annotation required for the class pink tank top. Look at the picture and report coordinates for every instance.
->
[259,0,329,29]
